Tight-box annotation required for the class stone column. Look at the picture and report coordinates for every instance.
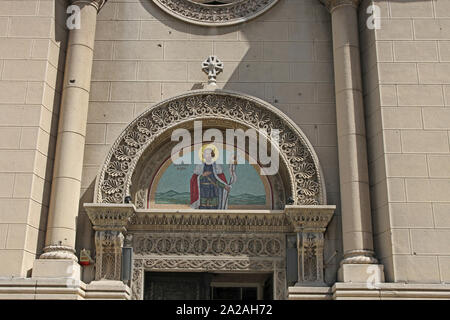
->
[322,0,384,282]
[33,0,107,278]
[285,206,335,286]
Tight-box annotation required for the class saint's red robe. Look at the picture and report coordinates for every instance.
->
[190,173,227,205]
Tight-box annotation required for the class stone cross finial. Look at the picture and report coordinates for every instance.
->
[202,56,223,85]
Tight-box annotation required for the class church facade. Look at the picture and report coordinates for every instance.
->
[0,0,449,299]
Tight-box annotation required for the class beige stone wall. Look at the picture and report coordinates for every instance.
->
[360,0,450,283]
[80,0,342,283]
[0,0,68,277]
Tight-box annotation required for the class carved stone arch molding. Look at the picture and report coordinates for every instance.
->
[94,90,327,206]
[151,0,280,27]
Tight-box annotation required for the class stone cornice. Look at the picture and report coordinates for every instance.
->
[83,203,336,233]
[319,0,360,12]
[85,203,135,232]
[285,205,335,232]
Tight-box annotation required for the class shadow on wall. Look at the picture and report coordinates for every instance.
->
[77,0,345,284]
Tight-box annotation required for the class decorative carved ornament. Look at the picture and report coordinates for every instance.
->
[285,205,335,285]
[40,245,78,261]
[132,232,286,257]
[94,90,326,206]
[95,230,124,280]
[285,205,335,232]
[202,56,223,85]
[151,0,280,26]
[85,204,134,280]
[129,209,292,233]
[72,0,108,11]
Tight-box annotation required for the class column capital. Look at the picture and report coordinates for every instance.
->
[320,0,360,12]
[285,205,335,233]
[71,0,108,11]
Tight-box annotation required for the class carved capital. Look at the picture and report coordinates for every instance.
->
[319,0,360,12]
[285,205,335,286]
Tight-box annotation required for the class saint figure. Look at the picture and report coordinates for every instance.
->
[190,145,231,209]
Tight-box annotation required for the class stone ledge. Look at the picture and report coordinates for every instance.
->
[332,283,450,300]
[288,286,332,300]
[0,278,131,300]
[0,278,86,300]
[288,283,450,300]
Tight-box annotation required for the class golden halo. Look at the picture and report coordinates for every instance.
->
[199,144,219,163]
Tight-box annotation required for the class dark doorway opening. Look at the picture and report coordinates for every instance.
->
[144,272,273,300]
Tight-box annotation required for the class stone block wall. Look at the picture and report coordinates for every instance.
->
[360,0,450,283]
[0,0,68,277]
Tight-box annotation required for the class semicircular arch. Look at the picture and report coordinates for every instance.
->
[94,90,327,205]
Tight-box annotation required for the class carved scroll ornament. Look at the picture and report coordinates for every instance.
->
[95,91,326,207]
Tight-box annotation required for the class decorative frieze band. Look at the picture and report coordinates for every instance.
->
[132,233,286,257]
[151,0,280,26]
[94,91,326,206]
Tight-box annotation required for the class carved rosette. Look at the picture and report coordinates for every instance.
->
[85,204,135,281]
[152,0,279,26]
[95,91,326,206]
[285,205,335,286]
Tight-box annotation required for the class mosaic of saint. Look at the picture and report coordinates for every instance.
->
[148,144,272,209]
